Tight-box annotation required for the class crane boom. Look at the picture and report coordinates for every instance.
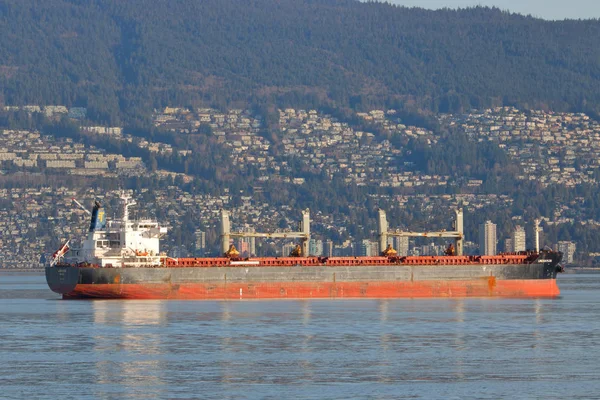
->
[72,198,92,215]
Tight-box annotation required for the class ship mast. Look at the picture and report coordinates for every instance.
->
[120,193,136,253]
[534,218,541,253]
[121,193,136,225]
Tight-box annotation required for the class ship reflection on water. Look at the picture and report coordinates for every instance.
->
[92,301,167,398]
[453,299,466,381]
[78,296,560,397]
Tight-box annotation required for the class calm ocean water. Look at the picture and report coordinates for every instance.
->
[0,272,599,399]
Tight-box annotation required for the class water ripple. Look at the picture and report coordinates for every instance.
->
[0,273,599,399]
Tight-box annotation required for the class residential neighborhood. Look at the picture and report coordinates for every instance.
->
[438,107,600,187]
[2,105,600,267]
[0,129,145,177]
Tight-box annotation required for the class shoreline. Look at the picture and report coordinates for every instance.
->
[0,268,45,274]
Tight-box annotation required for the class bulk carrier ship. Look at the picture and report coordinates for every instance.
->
[46,195,563,299]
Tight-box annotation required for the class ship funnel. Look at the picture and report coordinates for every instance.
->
[88,201,105,232]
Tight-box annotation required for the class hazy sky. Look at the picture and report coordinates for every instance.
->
[387,0,600,20]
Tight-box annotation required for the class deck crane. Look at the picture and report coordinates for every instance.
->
[71,198,91,215]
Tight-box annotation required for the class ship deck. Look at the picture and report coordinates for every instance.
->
[160,254,537,268]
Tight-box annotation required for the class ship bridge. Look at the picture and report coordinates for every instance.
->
[66,194,167,267]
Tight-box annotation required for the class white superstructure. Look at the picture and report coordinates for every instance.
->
[64,194,168,267]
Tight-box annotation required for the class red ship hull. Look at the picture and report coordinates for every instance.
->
[47,252,563,300]
[62,278,560,299]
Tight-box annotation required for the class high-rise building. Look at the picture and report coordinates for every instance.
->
[479,221,497,255]
[234,239,250,257]
[512,225,526,252]
[323,240,334,257]
[370,241,379,257]
[239,227,256,256]
[557,241,577,264]
[421,243,441,256]
[309,239,323,256]
[504,238,514,253]
[393,236,410,256]
[194,230,206,256]
[360,239,375,256]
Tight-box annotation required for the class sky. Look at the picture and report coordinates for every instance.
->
[387,0,600,20]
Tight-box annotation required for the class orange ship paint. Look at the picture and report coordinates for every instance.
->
[63,279,560,300]
[47,251,563,300]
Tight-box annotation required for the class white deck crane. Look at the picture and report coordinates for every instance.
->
[71,198,92,215]
[220,209,310,256]
[378,208,464,256]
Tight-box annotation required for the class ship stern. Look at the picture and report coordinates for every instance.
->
[45,265,79,296]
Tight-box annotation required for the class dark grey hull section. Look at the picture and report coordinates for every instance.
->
[46,258,561,299]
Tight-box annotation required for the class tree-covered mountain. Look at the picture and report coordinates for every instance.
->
[1,0,600,123]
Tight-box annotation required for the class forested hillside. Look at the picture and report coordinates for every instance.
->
[2,0,600,264]
[1,0,600,123]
